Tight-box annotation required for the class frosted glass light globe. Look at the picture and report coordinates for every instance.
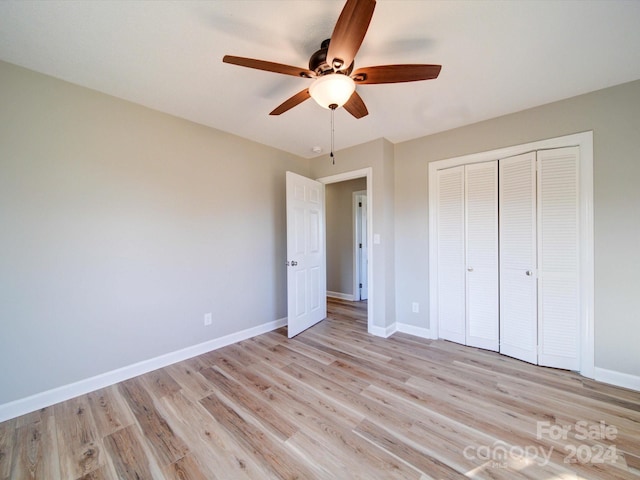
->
[309,74,356,109]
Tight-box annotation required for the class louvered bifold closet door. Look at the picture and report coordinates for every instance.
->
[537,147,580,370]
[499,152,538,364]
[436,166,466,344]
[465,161,499,351]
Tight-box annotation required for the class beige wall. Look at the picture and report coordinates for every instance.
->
[310,79,640,377]
[2,56,638,409]
[0,61,309,404]
[394,79,640,377]
[326,177,367,296]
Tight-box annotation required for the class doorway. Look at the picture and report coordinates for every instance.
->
[317,168,373,333]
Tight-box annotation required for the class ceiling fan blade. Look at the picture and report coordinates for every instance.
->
[351,64,442,84]
[327,0,376,72]
[343,91,368,119]
[270,89,311,115]
[223,55,315,78]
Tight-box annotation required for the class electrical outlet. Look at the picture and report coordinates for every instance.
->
[204,313,212,326]
[412,302,419,313]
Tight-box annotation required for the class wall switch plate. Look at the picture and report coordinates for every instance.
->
[204,313,212,326]
[412,302,419,313]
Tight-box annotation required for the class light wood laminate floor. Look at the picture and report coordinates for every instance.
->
[1,298,639,479]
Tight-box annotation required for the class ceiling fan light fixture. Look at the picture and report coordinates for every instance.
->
[309,74,355,109]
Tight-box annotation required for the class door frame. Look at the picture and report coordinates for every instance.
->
[317,168,373,334]
[353,190,368,301]
[428,131,594,378]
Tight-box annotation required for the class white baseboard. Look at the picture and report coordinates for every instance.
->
[594,367,640,392]
[0,317,288,422]
[369,323,397,338]
[395,322,435,339]
[327,291,355,301]
[369,322,435,339]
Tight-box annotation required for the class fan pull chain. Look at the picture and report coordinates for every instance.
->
[330,104,336,165]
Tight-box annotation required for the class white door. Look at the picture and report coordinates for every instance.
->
[355,191,368,300]
[465,161,499,351]
[286,172,327,337]
[537,147,580,370]
[499,152,538,363]
[436,166,466,344]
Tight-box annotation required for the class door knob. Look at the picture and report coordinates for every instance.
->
[526,270,533,276]
[467,267,474,272]
[290,261,298,266]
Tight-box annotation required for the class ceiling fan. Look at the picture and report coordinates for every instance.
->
[222,0,441,119]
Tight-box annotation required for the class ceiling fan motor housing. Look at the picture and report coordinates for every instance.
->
[309,39,354,76]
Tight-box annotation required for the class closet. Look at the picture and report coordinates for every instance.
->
[434,145,581,370]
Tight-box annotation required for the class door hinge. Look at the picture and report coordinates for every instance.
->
[359,283,363,288]
[359,202,362,207]
[359,243,362,248]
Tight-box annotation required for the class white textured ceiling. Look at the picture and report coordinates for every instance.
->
[1,0,640,158]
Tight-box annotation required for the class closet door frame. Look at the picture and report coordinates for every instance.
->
[428,131,594,378]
